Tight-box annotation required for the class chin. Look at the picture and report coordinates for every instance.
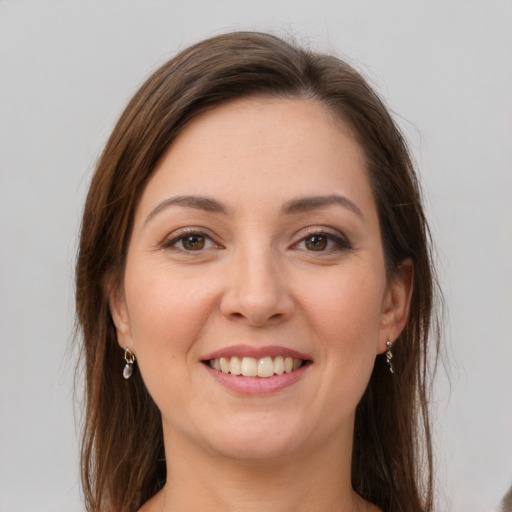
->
[212,435,303,463]
[198,413,314,462]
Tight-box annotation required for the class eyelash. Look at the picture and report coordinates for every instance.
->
[161,228,351,253]
[161,228,221,252]
[293,229,352,252]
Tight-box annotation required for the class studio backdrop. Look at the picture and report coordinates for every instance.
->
[0,1,511,511]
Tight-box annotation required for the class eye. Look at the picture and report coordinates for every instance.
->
[304,235,329,251]
[179,234,208,250]
[295,231,351,252]
[162,230,218,251]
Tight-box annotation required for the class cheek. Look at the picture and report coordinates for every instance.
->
[285,266,386,438]
[122,264,223,420]
[304,268,384,338]
[297,266,385,382]
[123,262,219,361]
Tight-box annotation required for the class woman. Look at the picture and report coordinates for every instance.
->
[75,31,441,512]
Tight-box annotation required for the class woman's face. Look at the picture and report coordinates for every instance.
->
[111,97,411,461]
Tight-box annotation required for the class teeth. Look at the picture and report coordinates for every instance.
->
[209,359,221,371]
[229,356,241,375]
[220,357,230,374]
[258,356,274,377]
[241,357,258,377]
[274,355,284,375]
[209,356,303,378]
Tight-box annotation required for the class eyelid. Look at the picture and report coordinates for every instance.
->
[161,227,221,250]
[160,225,351,252]
[292,227,352,251]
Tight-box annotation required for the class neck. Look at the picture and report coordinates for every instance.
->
[144,423,376,512]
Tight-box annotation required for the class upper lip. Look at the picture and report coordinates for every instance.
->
[202,344,312,362]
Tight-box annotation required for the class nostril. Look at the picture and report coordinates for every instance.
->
[220,282,294,326]
[229,311,284,327]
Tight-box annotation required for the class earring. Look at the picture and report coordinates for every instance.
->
[123,347,136,379]
[386,341,394,374]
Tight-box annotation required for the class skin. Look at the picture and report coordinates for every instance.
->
[110,97,413,512]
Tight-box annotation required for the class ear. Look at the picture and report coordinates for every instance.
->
[105,278,134,350]
[377,258,414,354]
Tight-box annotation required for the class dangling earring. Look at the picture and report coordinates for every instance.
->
[386,341,394,374]
[123,347,136,379]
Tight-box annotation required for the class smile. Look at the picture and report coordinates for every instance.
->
[209,356,303,378]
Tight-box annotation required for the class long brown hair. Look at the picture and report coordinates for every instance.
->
[75,31,441,512]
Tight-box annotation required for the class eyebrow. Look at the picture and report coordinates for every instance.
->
[144,195,229,224]
[281,194,363,218]
[144,193,363,225]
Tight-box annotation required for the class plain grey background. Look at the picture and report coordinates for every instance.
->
[1,1,511,511]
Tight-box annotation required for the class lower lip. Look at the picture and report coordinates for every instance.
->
[205,363,311,395]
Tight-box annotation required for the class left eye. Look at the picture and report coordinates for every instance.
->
[304,235,329,251]
[295,233,348,252]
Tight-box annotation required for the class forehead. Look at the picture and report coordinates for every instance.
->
[137,97,374,217]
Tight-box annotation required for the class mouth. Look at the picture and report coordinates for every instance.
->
[202,346,312,394]
[206,355,307,378]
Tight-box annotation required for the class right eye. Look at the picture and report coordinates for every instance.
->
[163,231,217,251]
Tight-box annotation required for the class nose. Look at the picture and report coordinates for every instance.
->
[220,245,294,327]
